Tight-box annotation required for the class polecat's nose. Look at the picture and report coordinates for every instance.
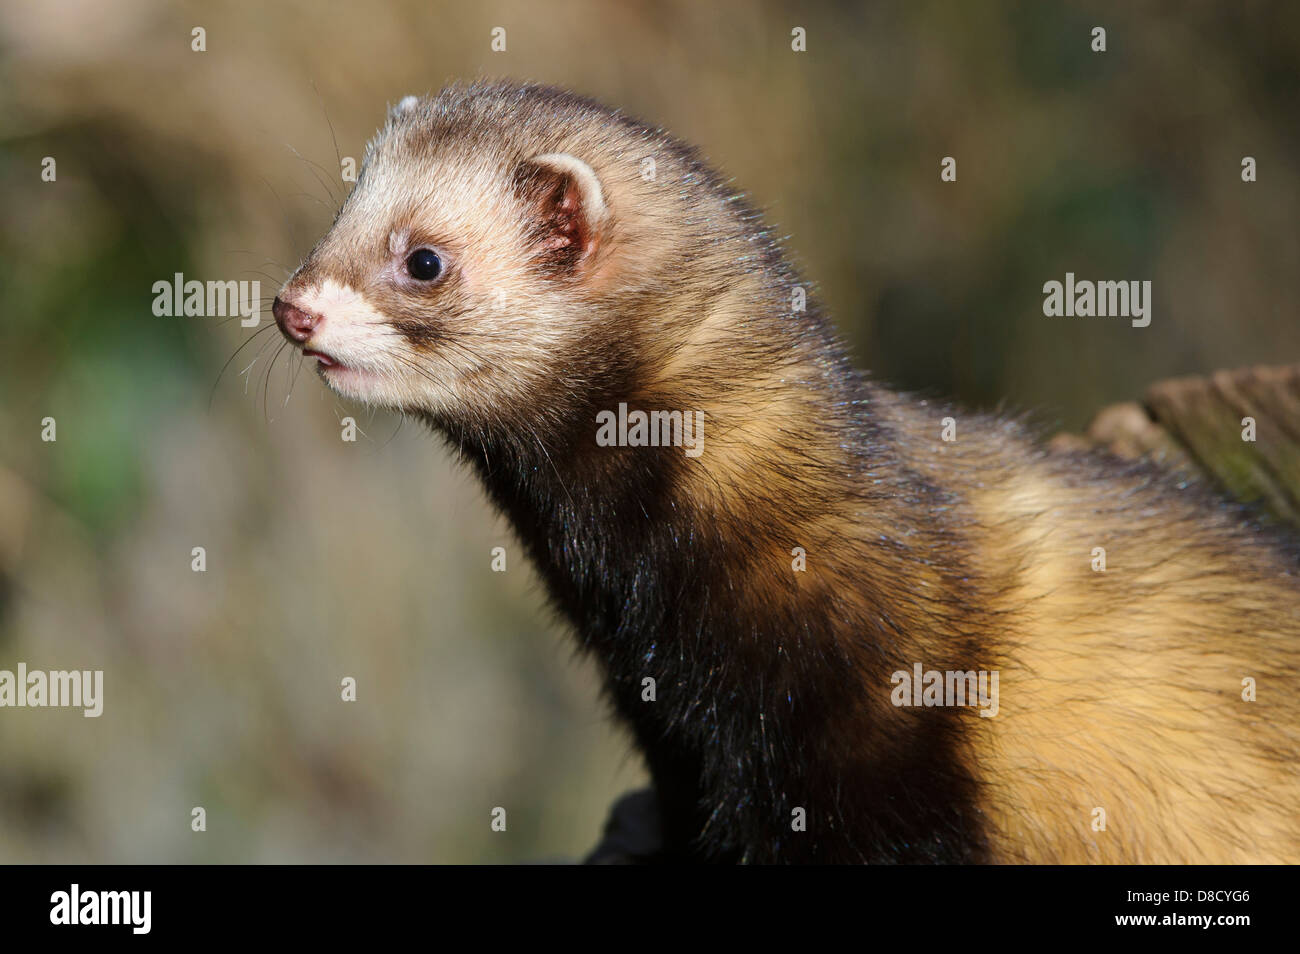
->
[272,296,319,343]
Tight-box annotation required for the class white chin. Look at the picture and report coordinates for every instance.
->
[318,364,389,403]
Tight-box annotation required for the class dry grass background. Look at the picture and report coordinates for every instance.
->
[0,0,1296,861]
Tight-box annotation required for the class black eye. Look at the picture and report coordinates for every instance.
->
[406,248,442,281]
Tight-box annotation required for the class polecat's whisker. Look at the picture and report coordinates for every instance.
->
[284,143,341,206]
[209,323,279,410]
[283,345,306,407]
[261,339,290,423]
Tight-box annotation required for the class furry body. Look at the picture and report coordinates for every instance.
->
[274,81,1300,863]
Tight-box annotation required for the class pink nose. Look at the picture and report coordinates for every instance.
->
[273,296,320,342]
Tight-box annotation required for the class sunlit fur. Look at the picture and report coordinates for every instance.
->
[277,80,1300,863]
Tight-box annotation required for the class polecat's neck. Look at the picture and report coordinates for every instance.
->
[433,303,991,861]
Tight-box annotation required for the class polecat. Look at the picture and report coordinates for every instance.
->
[271,80,1300,864]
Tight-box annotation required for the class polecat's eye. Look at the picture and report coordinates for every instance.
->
[406,248,442,281]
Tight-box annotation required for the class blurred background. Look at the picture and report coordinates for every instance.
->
[0,0,1297,862]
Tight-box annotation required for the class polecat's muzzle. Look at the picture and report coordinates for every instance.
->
[271,296,319,343]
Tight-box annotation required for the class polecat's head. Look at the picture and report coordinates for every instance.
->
[272,81,739,433]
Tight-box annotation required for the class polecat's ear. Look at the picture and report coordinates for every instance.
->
[515,152,608,273]
[391,94,420,119]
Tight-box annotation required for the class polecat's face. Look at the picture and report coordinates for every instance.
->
[272,94,614,425]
